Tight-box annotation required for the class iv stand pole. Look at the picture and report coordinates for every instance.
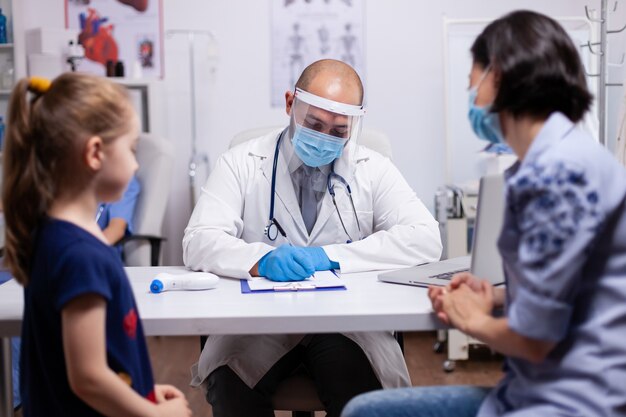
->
[166,30,215,210]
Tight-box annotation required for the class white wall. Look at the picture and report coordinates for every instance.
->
[22,0,624,265]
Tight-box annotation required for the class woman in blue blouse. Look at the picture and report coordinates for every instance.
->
[342,10,626,417]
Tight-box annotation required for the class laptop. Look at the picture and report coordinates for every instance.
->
[378,174,506,287]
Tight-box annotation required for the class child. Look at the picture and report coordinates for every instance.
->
[1,73,191,417]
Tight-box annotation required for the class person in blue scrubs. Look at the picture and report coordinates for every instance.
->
[96,175,140,248]
[2,260,21,411]
[342,10,626,417]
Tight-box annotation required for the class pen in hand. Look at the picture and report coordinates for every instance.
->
[257,246,314,281]
[273,218,294,246]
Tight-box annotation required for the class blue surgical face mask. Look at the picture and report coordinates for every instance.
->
[292,125,345,167]
[467,72,505,145]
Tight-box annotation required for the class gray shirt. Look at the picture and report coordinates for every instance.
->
[479,112,626,417]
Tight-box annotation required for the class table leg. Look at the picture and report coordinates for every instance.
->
[0,337,13,417]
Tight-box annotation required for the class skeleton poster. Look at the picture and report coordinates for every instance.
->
[271,0,365,107]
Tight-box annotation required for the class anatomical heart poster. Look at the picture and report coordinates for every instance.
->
[65,0,163,78]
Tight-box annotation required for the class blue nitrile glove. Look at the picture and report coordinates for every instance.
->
[258,245,315,282]
[301,247,340,271]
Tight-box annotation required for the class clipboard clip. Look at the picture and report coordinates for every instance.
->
[273,282,317,291]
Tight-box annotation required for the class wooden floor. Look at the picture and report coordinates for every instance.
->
[147,332,503,416]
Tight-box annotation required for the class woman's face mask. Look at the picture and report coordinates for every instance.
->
[467,67,505,144]
[291,124,345,167]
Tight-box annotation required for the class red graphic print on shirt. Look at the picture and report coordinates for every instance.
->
[146,389,157,403]
[123,308,138,339]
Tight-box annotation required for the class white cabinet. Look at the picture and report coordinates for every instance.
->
[0,44,14,95]
[114,79,165,135]
[0,0,25,119]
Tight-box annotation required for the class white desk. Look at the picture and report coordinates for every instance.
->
[0,266,440,416]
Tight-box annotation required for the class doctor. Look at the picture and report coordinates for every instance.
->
[183,59,442,417]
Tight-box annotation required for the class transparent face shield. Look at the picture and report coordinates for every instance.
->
[287,88,365,169]
[277,88,366,243]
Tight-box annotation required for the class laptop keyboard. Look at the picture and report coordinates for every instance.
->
[428,269,469,280]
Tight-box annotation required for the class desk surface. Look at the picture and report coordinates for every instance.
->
[0,266,440,337]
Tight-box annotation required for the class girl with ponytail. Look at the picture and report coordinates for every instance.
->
[2,73,190,417]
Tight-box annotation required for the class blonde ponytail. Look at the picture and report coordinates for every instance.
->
[2,79,53,284]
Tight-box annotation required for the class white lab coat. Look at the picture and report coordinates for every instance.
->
[184,129,442,391]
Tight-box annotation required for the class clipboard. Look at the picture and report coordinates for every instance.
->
[241,270,346,294]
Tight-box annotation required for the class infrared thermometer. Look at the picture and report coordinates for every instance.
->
[150,272,219,293]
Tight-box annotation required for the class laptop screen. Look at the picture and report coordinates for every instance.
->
[469,174,506,285]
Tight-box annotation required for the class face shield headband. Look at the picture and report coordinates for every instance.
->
[294,88,365,117]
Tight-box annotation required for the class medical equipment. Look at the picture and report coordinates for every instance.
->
[292,124,345,167]
[327,168,362,242]
[264,131,363,243]
[582,0,626,146]
[165,29,219,209]
[150,271,219,293]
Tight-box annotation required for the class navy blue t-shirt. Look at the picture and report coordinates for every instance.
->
[20,218,155,416]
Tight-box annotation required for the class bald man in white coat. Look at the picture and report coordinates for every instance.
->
[184,59,442,417]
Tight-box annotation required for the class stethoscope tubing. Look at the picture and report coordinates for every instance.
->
[265,130,362,243]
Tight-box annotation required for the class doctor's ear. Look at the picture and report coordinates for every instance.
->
[285,90,295,116]
[84,136,105,171]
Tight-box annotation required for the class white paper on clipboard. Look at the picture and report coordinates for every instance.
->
[247,270,344,291]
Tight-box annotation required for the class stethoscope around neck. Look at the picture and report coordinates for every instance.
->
[264,130,363,244]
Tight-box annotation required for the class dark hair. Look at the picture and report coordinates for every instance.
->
[470,10,592,122]
[2,73,132,285]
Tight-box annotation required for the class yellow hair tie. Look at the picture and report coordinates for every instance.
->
[28,77,52,94]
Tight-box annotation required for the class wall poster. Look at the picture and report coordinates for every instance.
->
[271,0,365,107]
[65,0,163,78]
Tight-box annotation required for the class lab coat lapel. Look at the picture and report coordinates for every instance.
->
[260,144,309,239]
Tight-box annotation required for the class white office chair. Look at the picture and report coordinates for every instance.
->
[213,126,396,417]
[119,133,174,266]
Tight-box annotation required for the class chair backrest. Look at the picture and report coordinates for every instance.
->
[124,133,174,266]
[230,126,393,159]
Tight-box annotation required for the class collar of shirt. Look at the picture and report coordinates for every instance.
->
[505,112,576,180]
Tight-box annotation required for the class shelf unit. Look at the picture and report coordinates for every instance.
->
[0,0,25,120]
